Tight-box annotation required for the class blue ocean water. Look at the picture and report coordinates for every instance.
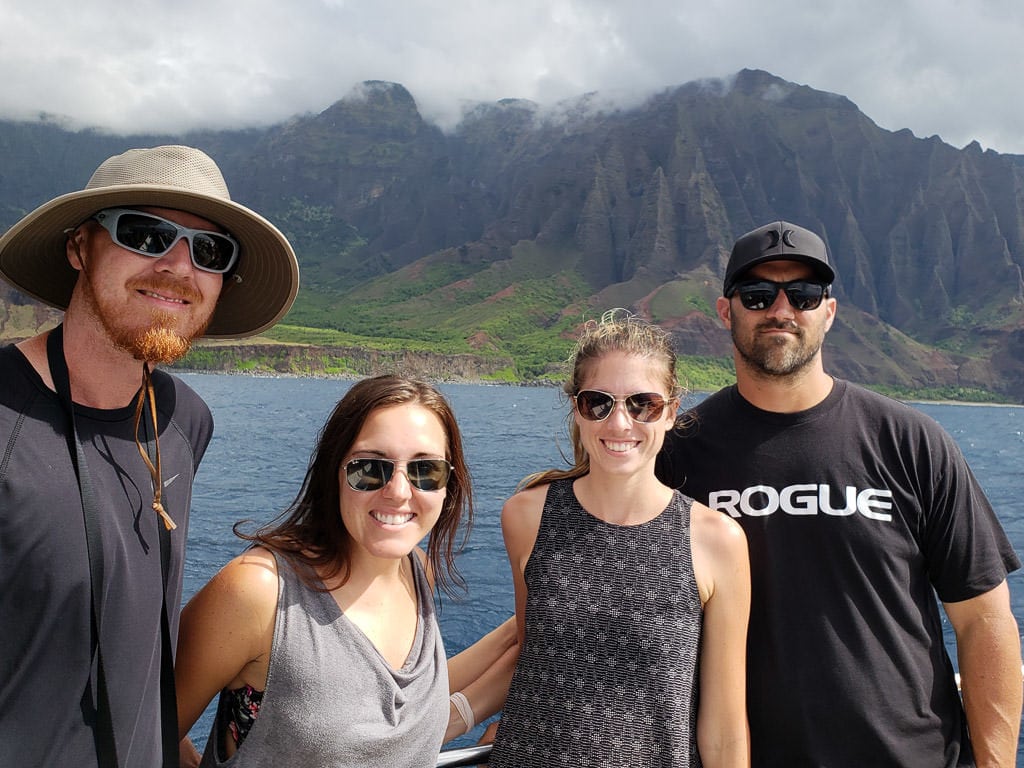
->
[179,374,1024,758]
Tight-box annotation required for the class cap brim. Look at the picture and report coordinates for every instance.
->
[724,254,836,296]
[0,186,299,338]
[732,253,834,285]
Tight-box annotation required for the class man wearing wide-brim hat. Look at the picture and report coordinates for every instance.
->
[0,145,299,767]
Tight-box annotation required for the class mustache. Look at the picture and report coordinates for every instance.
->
[129,276,203,304]
[756,319,801,333]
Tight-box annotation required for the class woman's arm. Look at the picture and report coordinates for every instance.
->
[174,547,280,742]
[444,631,519,742]
[447,616,518,693]
[500,485,546,645]
[442,487,546,742]
[691,504,751,768]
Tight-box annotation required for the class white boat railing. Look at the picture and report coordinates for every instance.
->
[435,743,492,767]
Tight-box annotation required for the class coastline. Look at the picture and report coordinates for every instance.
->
[905,398,1024,408]
[171,365,561,388]
[171,367,1023,408]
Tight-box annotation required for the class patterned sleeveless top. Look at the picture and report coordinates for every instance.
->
[490,478,704,768]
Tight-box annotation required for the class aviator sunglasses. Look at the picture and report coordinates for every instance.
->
[729,279,829,311]
[344,457,453,492]
[91,208,240,274]
[574,390,669,423]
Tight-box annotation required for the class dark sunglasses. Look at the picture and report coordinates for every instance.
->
[91,208,239,274]
[730,279,829,311]
[344,457,452,492]
[574,389,669,423]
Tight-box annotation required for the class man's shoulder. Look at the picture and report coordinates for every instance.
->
[660,386,737,461]
[0,341,29,371]
[151,371,214,455]
[838,379,901,407]
[837,380,946,428]
[681,385,736,417]
[0,342,45,407]
[825,381,969,468]
[152,369,211,415]
[670,380,935,442]
[675,385,739,430]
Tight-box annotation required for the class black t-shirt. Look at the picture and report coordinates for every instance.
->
[655,380,1020,768]
[0,344,213,766]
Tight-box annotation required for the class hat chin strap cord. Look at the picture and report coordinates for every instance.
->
[46,324,180,767]
[134,362,177,531]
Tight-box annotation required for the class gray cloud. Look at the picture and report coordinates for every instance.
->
[1,0,1022,153]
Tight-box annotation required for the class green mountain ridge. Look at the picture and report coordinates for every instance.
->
[2,69,1023,401]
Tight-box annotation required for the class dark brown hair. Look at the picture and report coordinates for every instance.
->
[237,375,473,596]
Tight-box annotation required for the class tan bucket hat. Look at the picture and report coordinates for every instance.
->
[0,144,299,338]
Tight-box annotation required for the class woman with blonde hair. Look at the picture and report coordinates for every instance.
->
[489,310,751,768]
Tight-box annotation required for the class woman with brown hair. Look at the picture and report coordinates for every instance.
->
[175,375,516,767]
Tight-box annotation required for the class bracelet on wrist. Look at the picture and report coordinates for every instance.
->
[449,691,475,734]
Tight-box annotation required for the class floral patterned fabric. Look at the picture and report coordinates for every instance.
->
[217,684,264,753]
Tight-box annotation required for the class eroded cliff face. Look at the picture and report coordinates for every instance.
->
[171,342,517,383]
[3,70,1024,400]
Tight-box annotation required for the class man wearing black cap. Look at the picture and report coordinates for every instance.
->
[0,146,299,767]
[657,221,1021,766]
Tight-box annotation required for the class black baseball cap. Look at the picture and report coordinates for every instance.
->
[723,221,835,296]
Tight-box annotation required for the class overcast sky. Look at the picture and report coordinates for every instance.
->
[3,0,1023,154]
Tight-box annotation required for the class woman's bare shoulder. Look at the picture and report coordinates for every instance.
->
[690,501,747,558]
[199,546,281,613]
[501,482,550,525]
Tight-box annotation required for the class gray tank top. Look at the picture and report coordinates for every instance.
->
[200,550,449,768]
[490,478,704,768]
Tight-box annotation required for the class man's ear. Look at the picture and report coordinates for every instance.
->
[716,295,732,329]
[823,296,837,333]
[66,228,86,272]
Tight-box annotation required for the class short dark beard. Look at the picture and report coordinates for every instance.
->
[733,320,822,377]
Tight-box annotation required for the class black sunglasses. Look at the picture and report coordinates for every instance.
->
[344,457,452,492]
[92,208,239,274]
[729,279,829,311]
[574,390,669,423]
